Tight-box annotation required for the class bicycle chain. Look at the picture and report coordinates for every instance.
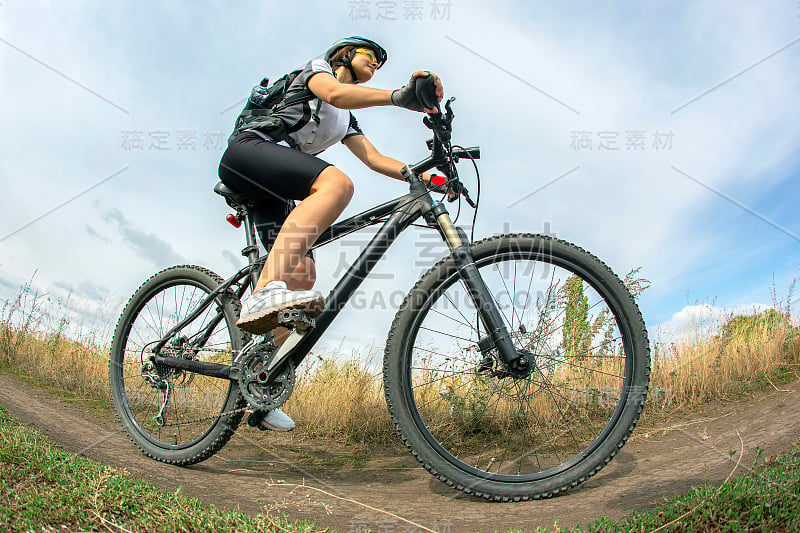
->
[159,405,250,427]
[156,338,274,428]
[155,345,250,428]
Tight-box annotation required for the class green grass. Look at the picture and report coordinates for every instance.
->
[0,404,331,533]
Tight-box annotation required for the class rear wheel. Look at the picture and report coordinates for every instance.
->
[109,265,247,465]
[383,234,650,500]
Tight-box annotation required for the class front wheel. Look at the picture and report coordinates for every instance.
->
[383,234,650,501]
[109,265,248,465]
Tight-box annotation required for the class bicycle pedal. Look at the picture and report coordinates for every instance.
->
[247,410,267,429]
[276,309,315,331]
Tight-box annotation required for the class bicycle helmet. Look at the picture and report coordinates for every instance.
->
[324,36,387,84]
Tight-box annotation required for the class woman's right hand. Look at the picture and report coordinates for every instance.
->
[391,71,443,114]
[421,172,458,200]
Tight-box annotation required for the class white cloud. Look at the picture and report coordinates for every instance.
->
[651,301,774,345]
[1,1,798,353]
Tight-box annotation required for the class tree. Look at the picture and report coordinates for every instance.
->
[560,268,651,361]
[562,275,592,361]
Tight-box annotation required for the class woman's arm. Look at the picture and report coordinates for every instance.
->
[308,72,393,110]
[308,70,443,112]
[343,134,433,183]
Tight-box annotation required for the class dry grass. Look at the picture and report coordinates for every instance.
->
[0,280,111,403]
[2,280,799,450]
[648,308,800,414]
[287,356,393,445]
[0,280,395,445]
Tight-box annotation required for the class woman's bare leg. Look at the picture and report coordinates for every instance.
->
[255,166,353,289]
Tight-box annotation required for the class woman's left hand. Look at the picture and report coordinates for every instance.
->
[411,71,444,113]
[392,71,444,113]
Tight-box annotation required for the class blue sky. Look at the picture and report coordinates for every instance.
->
[1,0,798,353]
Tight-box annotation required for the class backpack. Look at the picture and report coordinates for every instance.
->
[230,69,319,144]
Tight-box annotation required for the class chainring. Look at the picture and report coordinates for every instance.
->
[237,342,295,410]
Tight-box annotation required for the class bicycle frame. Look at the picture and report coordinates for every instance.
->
[151,149,523,383]
[113,91,649,500]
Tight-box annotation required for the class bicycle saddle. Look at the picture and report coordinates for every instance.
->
[213,181,253,208]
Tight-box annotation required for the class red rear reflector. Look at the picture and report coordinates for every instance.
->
[226,214,242,228]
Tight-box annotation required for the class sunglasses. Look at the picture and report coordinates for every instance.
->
[354,48,380,66]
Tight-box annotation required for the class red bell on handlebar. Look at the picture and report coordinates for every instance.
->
[226,214,242,228]
[431,174,446,186]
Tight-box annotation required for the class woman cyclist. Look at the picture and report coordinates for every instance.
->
[218,36,444,430]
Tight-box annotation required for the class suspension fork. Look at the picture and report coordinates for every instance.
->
[429,201,526,371]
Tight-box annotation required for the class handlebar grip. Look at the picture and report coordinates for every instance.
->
[415,74,439,112]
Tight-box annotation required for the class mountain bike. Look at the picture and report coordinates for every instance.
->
[109,79,651,501]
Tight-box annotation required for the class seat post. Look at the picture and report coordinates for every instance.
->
[241,207,261,291]
[215,181,263,291]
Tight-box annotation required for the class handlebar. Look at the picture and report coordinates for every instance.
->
[405,88,479,208]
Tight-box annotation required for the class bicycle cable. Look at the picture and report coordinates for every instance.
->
[452,144,481,242]
[451,144,483,336]
[452,178,462,225]
[306,187,437,252]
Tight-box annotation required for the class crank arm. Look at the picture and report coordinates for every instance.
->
[264,310,315,380]
[266,330,307,377]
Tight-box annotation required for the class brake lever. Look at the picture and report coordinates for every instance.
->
[462,190,477,208]
[433,176,475,207]
[450,179,476,208]
[444,97,456,124]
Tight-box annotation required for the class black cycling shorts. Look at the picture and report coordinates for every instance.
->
[218,130,332,258]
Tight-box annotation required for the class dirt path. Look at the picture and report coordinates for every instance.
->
[1,372,798,533]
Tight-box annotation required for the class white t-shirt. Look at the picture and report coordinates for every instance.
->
[271,59,364,155]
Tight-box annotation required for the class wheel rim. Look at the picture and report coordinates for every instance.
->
[114,278,239,449]
[402,247,637,482]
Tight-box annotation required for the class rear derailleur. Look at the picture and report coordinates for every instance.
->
[140,335,197,426]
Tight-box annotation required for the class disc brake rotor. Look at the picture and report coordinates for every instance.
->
[473,332,559,402]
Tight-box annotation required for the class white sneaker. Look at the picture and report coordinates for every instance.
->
[260,408,295,432]
[236,280,325,334]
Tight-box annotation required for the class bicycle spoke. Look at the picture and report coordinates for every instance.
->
[536,291,613,346]
[486,280,514,333]
[139,307,161,341]
[411,344,480,368]
[398,243,642,485]
[516,384,543,472]
[113,273,239,451]
[518,260,537,330]
[439,290,480,334]
[430,307,477,332]
[535,354,625,380]
[410,367,482,390]
[493,262,523,332]
[417,325,475,344]
[534,368,582,453]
